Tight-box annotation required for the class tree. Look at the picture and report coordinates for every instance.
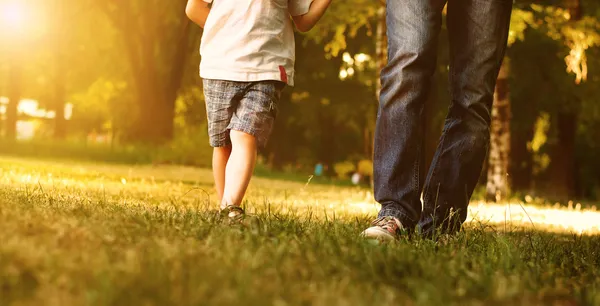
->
[486,60,511,202]
[5,51,20,140]
[99,0,193,143]
[48,0,69,139]
[530,2,600,199]
[0,1,32,140]
[486,2,600,201]
[303,0,381,161]
[485,8,536,201]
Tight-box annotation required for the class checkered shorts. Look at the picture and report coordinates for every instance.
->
[203,79,285,148]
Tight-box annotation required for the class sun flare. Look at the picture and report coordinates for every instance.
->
[0,1,25,30]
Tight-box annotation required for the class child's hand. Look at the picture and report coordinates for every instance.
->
[291,0,332,32]
[186,0,211,28]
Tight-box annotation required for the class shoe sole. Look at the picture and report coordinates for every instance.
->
[360,227,396,242]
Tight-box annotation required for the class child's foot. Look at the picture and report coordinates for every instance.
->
[360,216,404,242]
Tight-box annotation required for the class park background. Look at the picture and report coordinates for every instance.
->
[1,0,599,203]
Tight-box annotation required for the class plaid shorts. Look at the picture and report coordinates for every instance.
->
[203,79,285,148]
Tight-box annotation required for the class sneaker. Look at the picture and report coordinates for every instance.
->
[361,216,404,241]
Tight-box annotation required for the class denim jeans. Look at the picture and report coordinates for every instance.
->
[374,0,513,237]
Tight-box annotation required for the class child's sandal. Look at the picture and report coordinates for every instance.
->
[220,205,245,223]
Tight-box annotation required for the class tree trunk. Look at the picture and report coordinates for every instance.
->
[6,55,21,140]
[53,37,67,139]
[566,0,582,19]
[53,0,67,139]
[368,1,387,187]
[54,71,66,139]
[131,77,171,143]
[103,2,190,144]
[509,123,533,193]
[486,59,511,202]
[370,2,387,159]
[374,3,386,103]
[547,112,577,200]
[128,23,190,144]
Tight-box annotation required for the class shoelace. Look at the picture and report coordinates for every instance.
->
[372,216,402,232]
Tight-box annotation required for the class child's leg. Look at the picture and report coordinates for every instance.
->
[220,130,257,209]
[202,78,242,208]
[219,80,285,212]
[213,146,232,203]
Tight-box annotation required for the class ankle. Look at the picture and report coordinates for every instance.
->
[220,199,239,211]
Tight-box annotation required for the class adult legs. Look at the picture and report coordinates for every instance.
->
[374,0,447,229]
[418,0,513,237]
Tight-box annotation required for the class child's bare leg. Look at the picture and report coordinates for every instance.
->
[221,130,257,209]
[212,146,232,203]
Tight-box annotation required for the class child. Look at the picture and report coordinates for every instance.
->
[186,0,331,219]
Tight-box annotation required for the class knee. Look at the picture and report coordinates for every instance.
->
[230,129,257,147]
[385,41,438,74]
[450,99,493,130]
[214,146,232,155]
[464,119,490,150]
[448,105,491,148]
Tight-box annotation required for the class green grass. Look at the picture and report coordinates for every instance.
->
[0,156,599,305]
[0,140,353,188]
[0,140,156,165]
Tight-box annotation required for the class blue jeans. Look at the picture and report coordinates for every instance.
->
[374,0,513,237]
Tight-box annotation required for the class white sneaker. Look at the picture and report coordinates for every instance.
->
[361,216,404,241]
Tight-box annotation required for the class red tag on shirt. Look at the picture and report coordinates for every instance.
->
[279,65,288,84]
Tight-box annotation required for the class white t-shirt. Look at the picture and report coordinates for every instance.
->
[199,0,312,86]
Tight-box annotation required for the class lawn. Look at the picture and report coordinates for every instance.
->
[0,156,599,305]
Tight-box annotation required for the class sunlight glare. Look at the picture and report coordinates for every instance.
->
[354,53,370,64]
[348,200,600,235]
[339,69,348,80]
[17,99,38,116]
[466,201,600,235]
[1,1,25,30]
[342,52,354,65]
[65,103,74,120]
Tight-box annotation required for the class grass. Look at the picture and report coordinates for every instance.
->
[0,156,599,305]
[0,140,156,165]
[0,140,351,187]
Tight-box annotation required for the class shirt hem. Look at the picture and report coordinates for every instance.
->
[200,68,295,86]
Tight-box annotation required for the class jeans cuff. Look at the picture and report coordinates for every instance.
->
[378,205,416,230]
